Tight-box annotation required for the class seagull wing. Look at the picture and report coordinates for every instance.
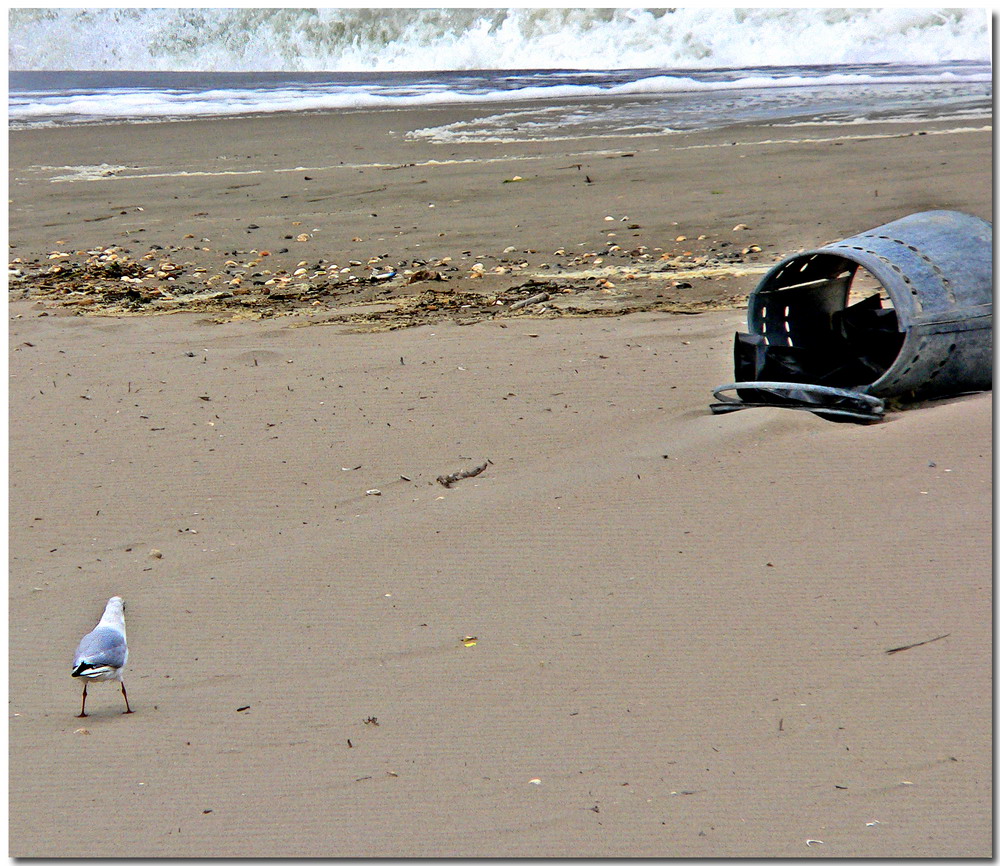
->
[73,626,127,675]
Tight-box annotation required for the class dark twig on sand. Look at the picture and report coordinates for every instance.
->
[885,633,951,655]
[437,461,489,488]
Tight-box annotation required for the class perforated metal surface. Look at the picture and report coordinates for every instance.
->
[748,210,992,400]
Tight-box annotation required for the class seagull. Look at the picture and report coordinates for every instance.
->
[71,596,133,717]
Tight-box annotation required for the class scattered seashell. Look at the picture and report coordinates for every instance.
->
[733,223,750,231]
[366,489,382,496]
[408,269,444,284]
[675,235,687,242]
[295,234,310,242]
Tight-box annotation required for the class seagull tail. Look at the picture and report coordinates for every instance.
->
[72,662,117,679]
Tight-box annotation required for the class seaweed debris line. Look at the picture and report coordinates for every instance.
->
[8,237,770,327]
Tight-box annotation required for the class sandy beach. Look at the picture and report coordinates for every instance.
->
[8,103,992,857]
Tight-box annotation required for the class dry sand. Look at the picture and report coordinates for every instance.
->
[8,103,992,857]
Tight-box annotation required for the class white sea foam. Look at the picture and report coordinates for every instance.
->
[8,8,991,72]
[32,148,651,183]
[9,66,990,127]
[671,125,993,151]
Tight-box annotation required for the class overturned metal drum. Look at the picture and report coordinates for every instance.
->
[714,210,992,420]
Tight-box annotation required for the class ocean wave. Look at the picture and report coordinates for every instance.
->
[8,8,991,72]
[9,66,991,127]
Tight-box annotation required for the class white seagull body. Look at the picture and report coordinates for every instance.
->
[72,596,133,717]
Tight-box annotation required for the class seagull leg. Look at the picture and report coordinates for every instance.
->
[77,682,88,718]
[121,681,134,714]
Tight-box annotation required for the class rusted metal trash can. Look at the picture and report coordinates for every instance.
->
[712,210,992,421]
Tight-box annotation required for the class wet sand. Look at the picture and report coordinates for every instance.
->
[8,105,992,322]
[8,103,992,856]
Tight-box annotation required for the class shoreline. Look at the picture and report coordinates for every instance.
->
[10,92,990,134]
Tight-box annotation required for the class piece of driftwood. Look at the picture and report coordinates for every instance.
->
[509,292,549,310]
[885,633,951,655]
[437,461,488,488]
